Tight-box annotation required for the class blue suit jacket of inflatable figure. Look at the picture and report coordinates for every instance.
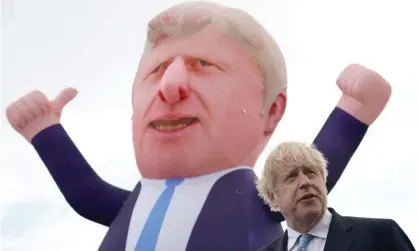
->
[101,168,281,251]
[31,107,369,250]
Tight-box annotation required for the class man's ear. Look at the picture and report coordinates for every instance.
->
[268,190,281,211]
[264,92,286,135]
[267,191,276,204]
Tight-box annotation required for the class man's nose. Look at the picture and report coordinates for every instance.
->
[298,173,313,188]
[158,57,190,104]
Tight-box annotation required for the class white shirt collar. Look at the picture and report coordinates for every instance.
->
[287,208,333,250]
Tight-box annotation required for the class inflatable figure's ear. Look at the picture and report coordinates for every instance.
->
[264,92,286,136]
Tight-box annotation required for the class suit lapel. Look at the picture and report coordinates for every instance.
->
[274,231,288,251]
[323,208,356,251]
[98,182,142,251]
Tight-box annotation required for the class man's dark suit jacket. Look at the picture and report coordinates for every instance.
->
[258,208,415,251]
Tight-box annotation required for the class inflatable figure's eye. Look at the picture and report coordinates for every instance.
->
[188,59,214,70]
[197,59,212,66]
[151,64,163,74]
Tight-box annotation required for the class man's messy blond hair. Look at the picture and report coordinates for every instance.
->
[257,141,328,211]
[140,1,287,115]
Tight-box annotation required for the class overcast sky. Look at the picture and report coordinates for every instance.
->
[1,0,418,250]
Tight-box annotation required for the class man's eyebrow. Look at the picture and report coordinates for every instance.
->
[279,166,297,177]
[302,165,317,171]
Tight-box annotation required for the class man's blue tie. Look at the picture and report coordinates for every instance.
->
[135,179,184,251]
[298,233,314,251]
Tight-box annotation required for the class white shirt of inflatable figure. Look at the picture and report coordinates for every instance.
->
[125,166,250,251]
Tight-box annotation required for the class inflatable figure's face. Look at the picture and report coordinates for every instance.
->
[131,25,273,179]
[129,2,287,179]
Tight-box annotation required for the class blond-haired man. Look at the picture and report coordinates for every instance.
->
[258,142,415,251]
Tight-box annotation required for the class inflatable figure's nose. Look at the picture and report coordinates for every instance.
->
[159,57,190,104]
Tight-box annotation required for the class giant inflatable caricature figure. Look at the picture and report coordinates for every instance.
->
[6,2,391,251]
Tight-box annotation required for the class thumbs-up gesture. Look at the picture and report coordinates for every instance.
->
[5,88,77,142]
[336,64,392,125]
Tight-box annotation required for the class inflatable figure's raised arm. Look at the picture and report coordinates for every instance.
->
[32,124,130,226]
[313,107,368,190]
[268,64,392,222]
[5,88,129,226]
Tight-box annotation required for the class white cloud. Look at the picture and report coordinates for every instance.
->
[2,0,417,250]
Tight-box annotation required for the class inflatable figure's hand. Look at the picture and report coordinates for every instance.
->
[5,88,77,142]
[336,64,392,125]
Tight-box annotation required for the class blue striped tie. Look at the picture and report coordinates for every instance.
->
[298,233,314,251]
[135,179,184,251]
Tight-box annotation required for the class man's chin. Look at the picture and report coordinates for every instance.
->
[297,204,323,219]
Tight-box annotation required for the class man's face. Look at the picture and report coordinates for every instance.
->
[131,25,270,179]
[274,165,327,228]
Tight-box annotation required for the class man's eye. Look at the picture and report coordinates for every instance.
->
[285,173,296,182]
[285,176,296,183]
[307,170,316,176]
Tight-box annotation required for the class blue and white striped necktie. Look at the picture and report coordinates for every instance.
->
[298,233,314,251]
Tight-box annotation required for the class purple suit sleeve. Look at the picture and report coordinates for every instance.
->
[31,124,131,226]
[267,107,369,222]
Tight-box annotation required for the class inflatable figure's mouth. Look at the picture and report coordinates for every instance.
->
[150,117,199,132]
